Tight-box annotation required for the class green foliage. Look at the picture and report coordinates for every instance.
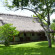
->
[50,19,55,31]
[4,0,55,18]
[4,0,55,47]
[33,14,48,26]
[4,0,29,8]
[13,0,29,7]
[33,15,37,17]
[5,0,55,11]
[50,23,55,30]
[0,24,19,46]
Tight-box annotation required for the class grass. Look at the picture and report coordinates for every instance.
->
[0,41,55,55]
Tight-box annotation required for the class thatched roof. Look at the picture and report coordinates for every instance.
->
[0,13,44,32]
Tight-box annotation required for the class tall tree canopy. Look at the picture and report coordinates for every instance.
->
[4,0,55,48]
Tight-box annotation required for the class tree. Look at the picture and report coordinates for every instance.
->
[0,24,19,46]
[4,0,55,47]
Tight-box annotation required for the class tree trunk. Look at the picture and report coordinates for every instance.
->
[4,39,9,46]
[47,33,52,48]
[46,1,52,48]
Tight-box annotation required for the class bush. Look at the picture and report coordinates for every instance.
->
[50,23,55,30]
[0,24,19,46]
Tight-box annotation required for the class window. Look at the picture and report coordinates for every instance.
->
[24,33,26,36]
[32,33,34,36]
[37,33,41,36]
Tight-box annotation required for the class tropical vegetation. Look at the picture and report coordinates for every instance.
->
[0,24,19,46]
[4,0,55,47]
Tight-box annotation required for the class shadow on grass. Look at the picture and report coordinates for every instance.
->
[35,41,48,47]
[0,41,55,55]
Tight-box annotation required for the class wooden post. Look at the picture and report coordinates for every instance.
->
[13,36,15,42]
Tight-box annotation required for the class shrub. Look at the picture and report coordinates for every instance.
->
[0,24,19,46]
[50,23,55,30]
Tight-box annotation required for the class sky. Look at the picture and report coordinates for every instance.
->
[0,0,34,17]
[0,0,55,22]
[0,7,34,16]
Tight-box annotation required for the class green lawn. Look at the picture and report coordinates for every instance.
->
[0,41,55,55]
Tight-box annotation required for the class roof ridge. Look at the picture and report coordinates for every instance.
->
[0,13,33,18]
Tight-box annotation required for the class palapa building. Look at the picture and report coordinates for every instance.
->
[0,13,47,42]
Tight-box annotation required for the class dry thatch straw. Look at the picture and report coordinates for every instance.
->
[0,13,44,32]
